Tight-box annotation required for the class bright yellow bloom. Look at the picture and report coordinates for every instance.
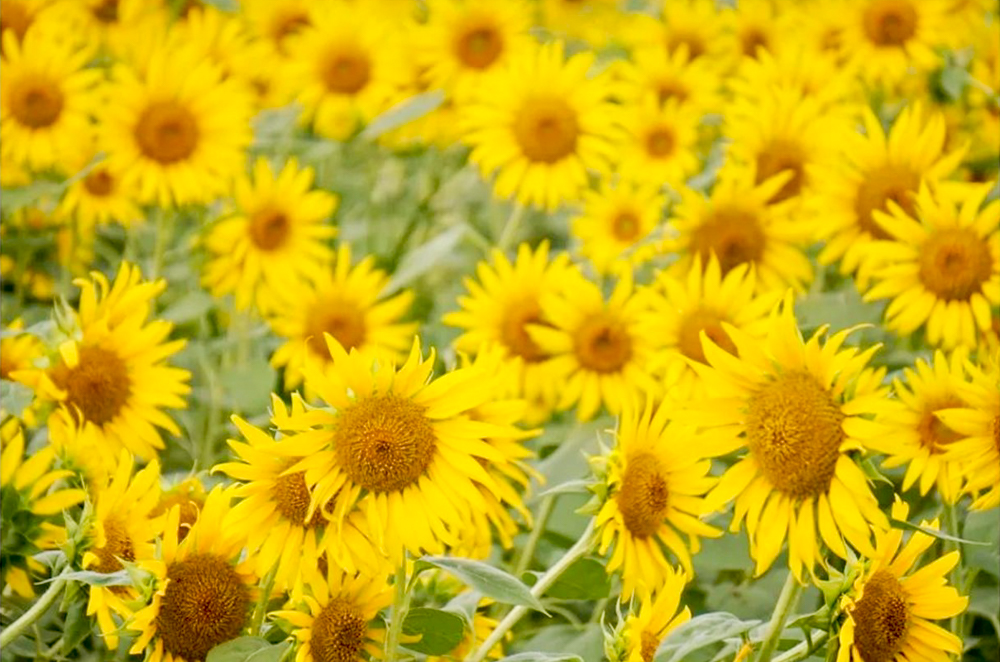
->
[571,180,665,276]
[613,98,700,189]
[620,568,691,662]
[57,158,144,229]
[611,44,722,114]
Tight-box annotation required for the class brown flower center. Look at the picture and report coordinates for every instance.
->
[151,489,204,542]
[334,394,437,494]
[755,139,806,203]
[248,208,291,251]
[666,32,705,59]
[273,10,310,45]
[851,568,910,662]
[513,97,579,163]
[617,453,669,538]
[50,346,131,426]
[690,205,767,274]
[863,0,918,47]
[1,0,32,42]
[573,312,632,373]
[612,211,642,242]
[90,515,136,574]
[677,309,737,364]
[157,555,249,661]
[917,228,993,301]
[656,79,689,105]
[306,300,367,356]
[322,47,371,95]
[83,170,115,197]
[854,164,920,239]
[640,629,660,662]
[918,396,964,453]
[310,597,368,662]
[501,297,548,363]
[91,0,118,23]
[645,126,676,158]
[273,470,325,528]
[455,23,503,69]
[10,79,64,129]
[746,370,845,499]
[135,101,199,164]
[740,27,769,58]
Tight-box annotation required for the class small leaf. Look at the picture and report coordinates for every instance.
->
[0,180,63,212]
[543,558,609,600]
[361,90,446,140]
[401,607,466,655]
[859,457,893,486]
[52,570,133,587]
[0,381,34,419]
[889,519,990,546]
[385,225,465,294]
[246,642,291,662]
[61,601,92,655]
[538,479,591,498]
[205,636,271,662]
[656,613,761,662]
[497,654,584,662]
[421,556,545,612]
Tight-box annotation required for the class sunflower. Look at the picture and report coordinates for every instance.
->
[57,158,144,228]
[688,293,891,580]
[728,41,858,111]
[47,0,168,57]
[664,165,813,293]
[538,0,623,48]
[272,567,392,662]
[837,0,950,87]
[721,0,791,65]
[443,241,582,423]
[288,1,409,140]
[241,0,313,55]
[617,568,691,662]
[1,28,100,173]
[626,0,729,67]
[99,42,253,207]
[83,451,164,649]
[530,272,662,422]
[594,398,720,598]
[267,243,416,394]
[11,263,191,468]
[613,98,700,190]
[274,336,526,565]
[611,44,722,114]
[129,487,257,662]
[0,318,43,383]
[936,352,1000,510]
[202,157,338,314]
[0,0,55,54]
[417,0,533,100]
[571,180,665,275]
[460,40,618,211]
[637,256,781,399]
[150,476,205,544]
[835,499,968,662]
[0,419,84,598]
[863,184,999,349]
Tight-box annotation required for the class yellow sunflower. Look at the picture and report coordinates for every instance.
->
[721,0,792,65]
[837,0,950,87]
[571,180,665,276]
[728,41,859,111]
[637,256,781,399]
[664,165,813,293]
[267,243,416,394]
[83,451,163,649]
[689,293,891,580]
[150,476,205,544]
[611,44,722,114]
[272,567,392,662]
[863,184,999,349]
[614,98,700,189]
[443,241,582,423]
[288,1,408,140]
[625,0,729,67]
[538,0,623,48]
[0,0,56,53]
[1,28,100,173]
[202,157,338,314]
[46,0,168,57]
[99,43,253,206]
[129,487,257,662]
[616,568,691,662]
[241,0,313,56]
[937,352,1000,510]
[594,397,720,598]
[57,158,144,228]
[11,263,191,468]
[0,318,43,383]
[530,272,662,422]
[275,336,526,565]
[0,419,84,598]
[836,499,968,662]
[813,104,965,283]
[417,0,533,100]
[460,40,618,211]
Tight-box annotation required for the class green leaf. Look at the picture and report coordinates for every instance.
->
[247,642,291,662]
[969,585,1000,638]
[385,225,465,294]
[0,180,63,212]
[859,457,893,486]
[361,90,446,140]
[655,613,761,662]
[200,0,239,12]
[53,570,133,587]
[539,479,591,498]
[205,636,270,662]
[513,624,603,662]
[498,654,584,662]
[541,558,609,600]
[61,601,92,655]
[401,607,466,655]
[163,291,215,324]
[0,381,34,418]
[964,510,1000,578]
[421,556,546,612]
[889,519,990,546]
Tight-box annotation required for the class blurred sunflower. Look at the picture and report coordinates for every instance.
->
[100,43,253,206]
[12,263,190,467]
[530,272,661,421]
[202,157,338,314]
[276,337,525,564]
[722,0,790,64]
[267,243,415,394]
[129,488,256,662]
[83,452,163,649]
[0,0,55,54]
[594,398,719,597]
[0,318,43,383]
[728,40,857,110]
[57,159,144,228]
[616,568,691,662]
[689,293,890,580]
[611,45,721,113]
[627,0,728,66]
[665,166,813,293]
[813,104,964,283]
[614,98,700,189]
[863,184,999,349]
[1,28,100,172]
[461,40,618,211]
[538,0,622,48]
[241,0,312,55]
[273,567,391,662]
[571,180,665,275]
[48,0,168,56]
[836,499,968,662]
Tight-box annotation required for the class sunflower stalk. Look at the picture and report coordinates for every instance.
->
[0,572,70,649]
[772,631,829,662]
[941,502,967,640]
[465,518,596,662]
[385,556,414,662]
[753,571,803,662]
[250,564,278,637]
[497,202,525,252]
[512,493,555,577]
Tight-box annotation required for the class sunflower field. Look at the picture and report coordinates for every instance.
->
[1,1,999,662]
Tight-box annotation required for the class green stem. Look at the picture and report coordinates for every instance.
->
[0,574,69,648]
[385,557,413,662]
[465,519,596,662]
[250,564,277,636]
[771,631,828,662]
[497,203,525,253]
[513,494,555,577]
[150,207,169,279]
[942,502,967,641]
[754,571,803,662]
